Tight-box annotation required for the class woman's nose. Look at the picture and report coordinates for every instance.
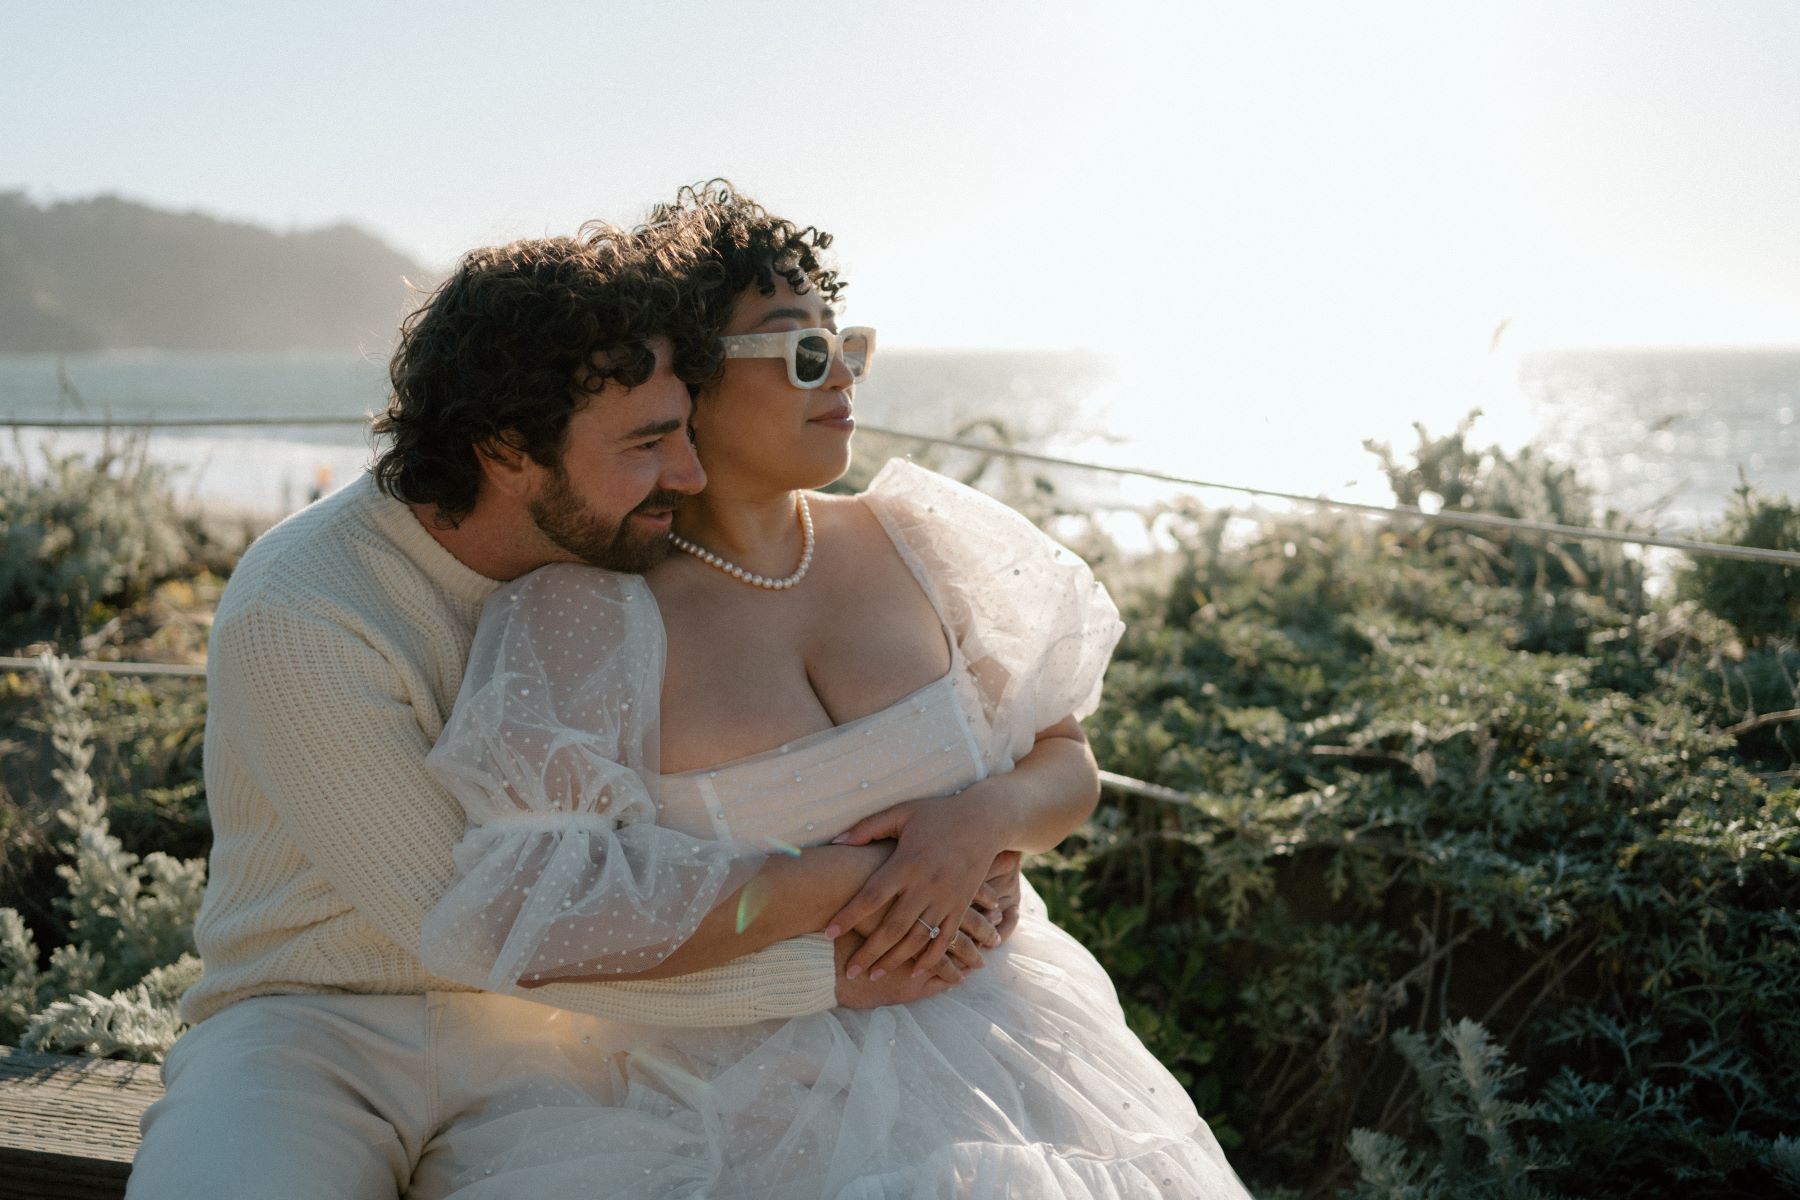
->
[821,347,856,390]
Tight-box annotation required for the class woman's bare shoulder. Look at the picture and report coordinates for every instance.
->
[813,489,907,559]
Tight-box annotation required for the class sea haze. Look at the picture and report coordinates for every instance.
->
[0,348,1795,530]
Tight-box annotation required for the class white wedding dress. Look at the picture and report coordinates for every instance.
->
[418,461,1251,1198]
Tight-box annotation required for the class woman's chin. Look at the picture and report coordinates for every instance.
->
[817,446,855,489]
[786,443,855,492]
[698,441,854,495]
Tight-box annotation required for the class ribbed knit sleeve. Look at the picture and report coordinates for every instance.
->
[532,934,837,1025]
[207,592,469,957]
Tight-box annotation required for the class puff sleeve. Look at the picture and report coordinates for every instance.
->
[418,564,768,993]
[859,460,1125,771]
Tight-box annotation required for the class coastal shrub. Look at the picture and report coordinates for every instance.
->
[6,436,1796,1199]
[0,442,200,648]
[0,649,211,963]
[1344,1021,1551,1200]
[1047,431,1800,1198]
[1677,480,1800,647]
[0,655,204,1059]
[1363,413,1648,658]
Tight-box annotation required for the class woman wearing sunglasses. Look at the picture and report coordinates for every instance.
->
[416,185,1251,1198]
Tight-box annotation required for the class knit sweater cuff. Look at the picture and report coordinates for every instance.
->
[530,934,838,1028]
[745,934,839,1015]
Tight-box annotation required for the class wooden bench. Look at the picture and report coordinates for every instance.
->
[0,1047,161,1200]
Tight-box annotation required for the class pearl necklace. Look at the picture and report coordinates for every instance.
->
[667,493,815,590]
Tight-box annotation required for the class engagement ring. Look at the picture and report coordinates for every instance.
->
[916,918,941,940]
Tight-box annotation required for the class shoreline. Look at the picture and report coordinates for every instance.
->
[2,426,376,525]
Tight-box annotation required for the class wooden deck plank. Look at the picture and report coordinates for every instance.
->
[0,1047,162,1200]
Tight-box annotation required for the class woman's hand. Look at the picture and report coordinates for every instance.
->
[823,787,1014,981]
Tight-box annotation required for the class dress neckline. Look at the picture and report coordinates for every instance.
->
[652,489,964,781]
[655,670,959,781]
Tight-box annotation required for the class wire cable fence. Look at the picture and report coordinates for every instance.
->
[6,412,1799,567]
[2,415,369,429]
[0,655,206,679]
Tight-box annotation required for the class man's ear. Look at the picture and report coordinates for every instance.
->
[473,433,542,500]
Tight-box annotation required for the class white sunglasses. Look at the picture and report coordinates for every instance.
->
[718,326,876,389]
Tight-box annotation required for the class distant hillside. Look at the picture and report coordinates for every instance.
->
[0,192,433,353]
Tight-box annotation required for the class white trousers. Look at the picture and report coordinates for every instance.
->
[127,989,622,1200]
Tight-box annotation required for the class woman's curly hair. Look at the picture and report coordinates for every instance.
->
[637,180,847,391]
[372,224,680,525]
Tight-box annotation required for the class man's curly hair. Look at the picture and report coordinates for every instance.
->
[372,224,680,525]
[637,180,847,390]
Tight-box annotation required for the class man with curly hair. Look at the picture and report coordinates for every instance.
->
[126,208,984,1199]
[372,227,707,575]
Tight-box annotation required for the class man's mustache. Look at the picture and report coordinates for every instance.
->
[634,489,688,515]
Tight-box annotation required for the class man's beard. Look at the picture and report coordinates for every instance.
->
[528,466,681,574]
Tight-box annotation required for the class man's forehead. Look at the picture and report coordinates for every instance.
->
[584,376,692,440]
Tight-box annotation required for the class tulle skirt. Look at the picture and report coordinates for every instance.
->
[439,896,1249,1198]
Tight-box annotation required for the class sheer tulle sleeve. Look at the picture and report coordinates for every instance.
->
[418,564,767,993]
[860,459,1125,770]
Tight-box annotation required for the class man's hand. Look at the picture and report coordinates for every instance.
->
[984,850,1024,941]
[835,931,954,1008]
[833,906,991,1009]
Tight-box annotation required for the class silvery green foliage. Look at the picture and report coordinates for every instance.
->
[45,942,103,998]
[1768,1137,1800,1192]
[0,909,47,1036]
[1347,1021,1559,1200]
[1346,1129,1445,1200]
[0,443,189,642]
[0,654,206,1060]
[20,954,201,1060]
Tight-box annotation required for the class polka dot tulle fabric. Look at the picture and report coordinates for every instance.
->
[419,461,1250,1198]
[420,564,767,991]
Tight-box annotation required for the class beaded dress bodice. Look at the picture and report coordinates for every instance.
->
[646,673,987,849]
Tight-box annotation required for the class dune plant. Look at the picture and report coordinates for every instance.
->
[1038,425,1800,1198]
[0,440,196,649]
[1678,480,1800,648]
[1345,1020,1552,1200]
[0,653,204,1060]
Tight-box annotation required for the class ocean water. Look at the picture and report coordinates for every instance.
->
[1520,349,1799,531]
[0,348,1795,533]
[0,351,388,514]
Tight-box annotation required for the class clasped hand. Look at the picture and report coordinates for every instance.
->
[825,788,1017,985]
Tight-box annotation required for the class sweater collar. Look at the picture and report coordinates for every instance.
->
[356,474,504,608]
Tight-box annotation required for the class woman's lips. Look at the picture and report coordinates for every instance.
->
[808,405,854,429]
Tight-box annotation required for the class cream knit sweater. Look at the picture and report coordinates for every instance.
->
[181,473,838,1027]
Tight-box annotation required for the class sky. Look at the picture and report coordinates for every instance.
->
[5,0,1799,462]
